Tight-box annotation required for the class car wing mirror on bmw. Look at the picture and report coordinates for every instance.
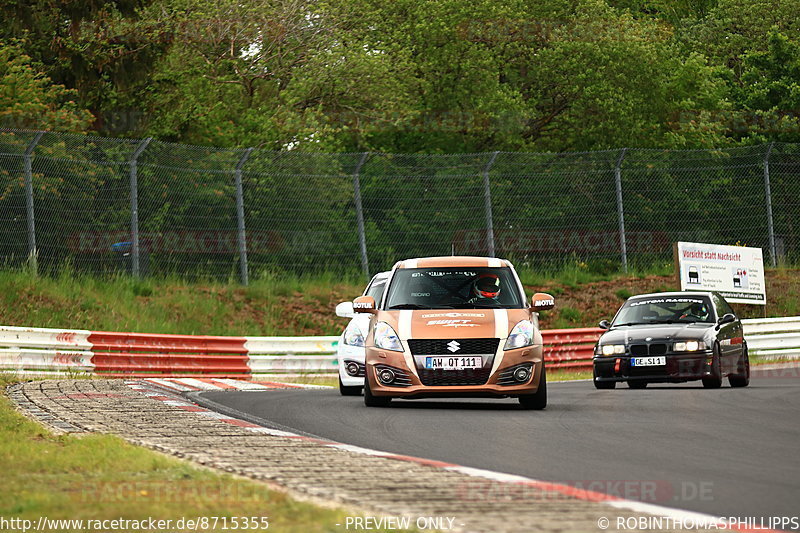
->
[335,301,355,318]
[531,293,555,311]
[353,295,377,314]
[599,319,611,330]
[716,313,736,327]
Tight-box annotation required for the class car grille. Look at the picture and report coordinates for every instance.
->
[409,338,499,386]
[630,343,668,356]
[418,368,492,386]
[408,338,499,356]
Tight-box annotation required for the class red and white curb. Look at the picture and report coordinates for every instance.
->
[126,378,778,533]
[138,377,330,393]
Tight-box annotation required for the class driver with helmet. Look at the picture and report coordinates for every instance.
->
[469,273,501,304]
[680,302,709,321]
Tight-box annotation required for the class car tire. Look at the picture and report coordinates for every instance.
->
[519,365,547,410]
[339,376,363,396]
[702,344,723,389]
[593,367,616,389]
[363,375,391,407]
[628,380,648,389]
[728,343,750,388]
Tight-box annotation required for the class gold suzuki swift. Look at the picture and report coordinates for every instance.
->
[352,256,555,409]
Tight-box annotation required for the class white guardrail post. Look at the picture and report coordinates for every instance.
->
[244,336,340,375]
[0,326,94,374]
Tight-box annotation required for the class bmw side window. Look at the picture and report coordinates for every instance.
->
[714,294,735,318]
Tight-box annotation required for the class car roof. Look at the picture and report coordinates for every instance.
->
[394,256,511,269]
[628,291,716,300]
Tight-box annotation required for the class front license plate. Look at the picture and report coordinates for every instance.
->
[425,356,482,370]
[631,356,666,367]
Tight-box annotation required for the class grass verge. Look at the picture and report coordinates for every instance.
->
[0,375,397,533]
[1,264,797,335]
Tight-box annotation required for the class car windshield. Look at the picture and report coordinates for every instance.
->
[612,296,716,326]
[384,267,523,310]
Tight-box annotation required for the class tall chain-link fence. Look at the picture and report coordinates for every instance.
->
[1,128,797,282]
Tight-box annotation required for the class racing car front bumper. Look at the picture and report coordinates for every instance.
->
[365,345,544,398]
[338,343,366,387]
[593,351,715,383]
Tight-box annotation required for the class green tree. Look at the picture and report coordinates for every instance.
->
[735,30,800,142]
[677,0,800,142]
[0,0,168,135]
[0,40,93,132]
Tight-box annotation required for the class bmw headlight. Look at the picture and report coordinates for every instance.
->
[600,344,626,356]
[673,340,706,352]
[374,321,403,352]
[504,320,533,350]
[342,323,365,347]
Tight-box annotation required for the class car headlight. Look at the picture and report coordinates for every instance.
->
[374,321,403,352]
[342,323,365,347]
[600,344,626,356]
[673,340,706,352]
[504,320,533,350]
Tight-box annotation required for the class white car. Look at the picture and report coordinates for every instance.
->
[335,271,390,396]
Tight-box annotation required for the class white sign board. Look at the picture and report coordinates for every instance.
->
[676,242,766,305]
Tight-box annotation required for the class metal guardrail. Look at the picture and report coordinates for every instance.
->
[541,328,602,371]
[742,317,800,360]
[1,318,797,377]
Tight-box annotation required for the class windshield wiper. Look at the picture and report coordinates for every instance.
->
[387,303,430,310]
[612,322,645,327]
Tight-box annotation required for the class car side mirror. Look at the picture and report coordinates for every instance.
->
[335,301,355,318]
[531,293,555,311]
[353,295,377,314]
[717,313,736,327]
[599,319,611,330]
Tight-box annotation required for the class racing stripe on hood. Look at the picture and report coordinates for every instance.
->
[490,308,508,376]
[398,310,413,339]
[493,308,508,338]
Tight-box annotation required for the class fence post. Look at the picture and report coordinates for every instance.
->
[615,148,629,272]
[763,142,777,267]
[483,151,500,257]
[235,147,254,285]
[23,131,45,275]
[353,152,370,280]
[129,137,152,278]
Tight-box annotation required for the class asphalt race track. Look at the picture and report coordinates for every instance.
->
[196,368,800,522]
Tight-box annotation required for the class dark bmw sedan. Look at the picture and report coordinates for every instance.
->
[593,291,750,389]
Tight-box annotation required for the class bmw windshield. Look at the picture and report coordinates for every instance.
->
[384,267,524,310]
[612,296,716,327]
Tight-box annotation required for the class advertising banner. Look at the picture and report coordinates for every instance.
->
[676,242,766,305]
